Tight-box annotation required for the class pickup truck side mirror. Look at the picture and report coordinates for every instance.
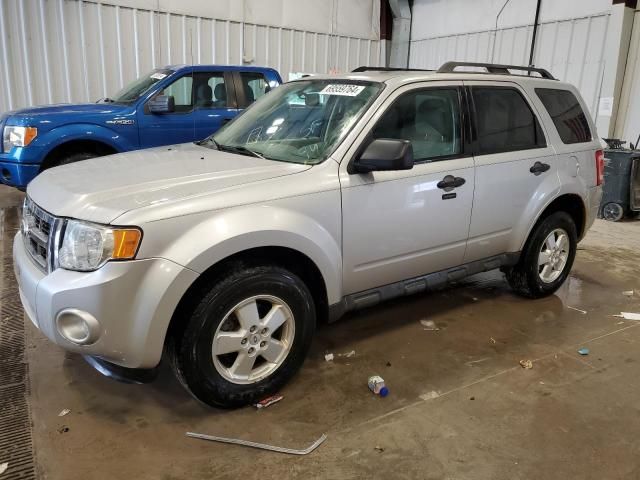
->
[148,95,175,114]
[353,138,414,173]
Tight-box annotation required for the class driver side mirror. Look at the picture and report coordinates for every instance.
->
[353,139,414,173]
[148,95,175,114]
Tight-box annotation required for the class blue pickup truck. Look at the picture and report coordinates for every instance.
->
[0,65,282,189]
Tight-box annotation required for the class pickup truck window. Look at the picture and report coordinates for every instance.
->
[238,72,270,107]
[161,74,194,112]
[208,79,382,165]
[111,68,174,104]
[193,72,227,108]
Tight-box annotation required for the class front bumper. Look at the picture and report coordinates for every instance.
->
[13,232,199,369]
[0,161,39,187]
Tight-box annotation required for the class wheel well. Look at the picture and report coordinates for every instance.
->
[538,194,586,239]
[41,140,118,171]
[166,247,329,343]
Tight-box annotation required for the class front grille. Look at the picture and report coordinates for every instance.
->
[21,197,58,272]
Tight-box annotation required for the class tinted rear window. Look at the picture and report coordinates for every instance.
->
[535,88,591,144]
[471,87,546,155]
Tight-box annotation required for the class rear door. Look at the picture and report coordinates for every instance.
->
[340,82,475,294]
[192,71,239,141]
[463,81,560,263]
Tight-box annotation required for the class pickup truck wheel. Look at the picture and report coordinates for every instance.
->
[505,211,577,298]
[169,265,315,408]
[57,152,98,166]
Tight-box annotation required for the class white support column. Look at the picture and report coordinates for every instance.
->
[597,2,635,137]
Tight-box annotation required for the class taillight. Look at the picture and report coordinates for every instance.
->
[595,149,604,186]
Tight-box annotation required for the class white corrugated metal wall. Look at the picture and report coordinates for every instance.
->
[409,13,610,118]
[614,7,640,142]
[0,0,383,112]
[408,0,611,120]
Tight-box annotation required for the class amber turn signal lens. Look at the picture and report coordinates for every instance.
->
[112,229,142,259]
[24,127,38,146]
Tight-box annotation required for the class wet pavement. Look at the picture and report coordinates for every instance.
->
[1,184,640,479]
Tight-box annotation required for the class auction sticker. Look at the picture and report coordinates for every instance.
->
[150,72,168,80]
[320,84,365,96]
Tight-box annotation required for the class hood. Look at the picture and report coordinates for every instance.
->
[27,143,311,224]
[5,103,130,126]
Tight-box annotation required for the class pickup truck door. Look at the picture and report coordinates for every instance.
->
[462,81,560,263]
[192,71,240,141]
[137,69,195,148]
[340,82,475,295]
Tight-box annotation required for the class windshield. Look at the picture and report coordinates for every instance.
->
[109,68,174,104]
[207,79,383,164]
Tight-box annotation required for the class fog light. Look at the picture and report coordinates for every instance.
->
[55,309,101,345]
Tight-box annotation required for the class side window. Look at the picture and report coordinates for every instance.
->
[160,74,193,113]
[472,87,545,155]
[535,88,591,144]
[372,88,462,162]
[193,72,227,109]
[239,72,270,107]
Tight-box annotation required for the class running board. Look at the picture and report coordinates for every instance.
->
[329,252,520,321]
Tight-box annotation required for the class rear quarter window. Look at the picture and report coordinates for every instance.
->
[535,88,591,144]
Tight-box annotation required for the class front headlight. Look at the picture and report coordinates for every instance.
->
[3,126,37,152]
[57,220,142,272]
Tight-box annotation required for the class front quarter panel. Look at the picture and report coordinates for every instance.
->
[137,189,343,304]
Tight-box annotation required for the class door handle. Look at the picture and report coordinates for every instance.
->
[530,161,550,175]
[437,175,466,191]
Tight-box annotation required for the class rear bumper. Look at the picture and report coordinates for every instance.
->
[585,185,603,236]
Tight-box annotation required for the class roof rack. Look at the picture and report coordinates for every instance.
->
[436,62,556,80]
[352,66,433,73]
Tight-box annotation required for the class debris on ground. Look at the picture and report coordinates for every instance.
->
[57,426,70,434]
[254,395,283,409]
[567,306,587,314]
[340,350,356,358]
[519,360,533,369]
[420,319,439,330]
[374,446,385,452]
[490,337,497,344]
[465,357,489,367]
[186,432,327,455]
[0,463,8,475]
[617,321,625,325]
[324,353,334,362]
[577,348,590,356]
[368,375,389,397]
[420,390,440,401]
[58,408,70,417]
[620,312,640,320]
[622,290,634,297]
[386,361,392,367]
[470,396,475,401]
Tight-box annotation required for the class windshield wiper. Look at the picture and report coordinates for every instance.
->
[196,136,219,149]
[217,144,265,159]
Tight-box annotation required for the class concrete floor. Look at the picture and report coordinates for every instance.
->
[2,184,640,479]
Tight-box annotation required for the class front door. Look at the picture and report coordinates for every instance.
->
[340,82,475,295]
[137,70,195,148]
[192,71,240,141]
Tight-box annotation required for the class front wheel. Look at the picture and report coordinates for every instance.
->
[506,211,577,298]
[169,264,316,408]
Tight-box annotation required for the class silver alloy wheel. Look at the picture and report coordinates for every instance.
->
[602,202,624,222]
[538,228,570,284]
[212,295,295,385]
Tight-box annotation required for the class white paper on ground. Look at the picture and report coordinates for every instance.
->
[620,312,640,321]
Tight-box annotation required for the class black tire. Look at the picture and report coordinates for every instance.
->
[506,211,577,298]
[57,151,98,166]
[601,202,624,222]
[168,264,316,408]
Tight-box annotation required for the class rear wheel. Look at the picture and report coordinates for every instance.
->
[169,264,316,408]
[506,211,577,298]
[602,202,624,222]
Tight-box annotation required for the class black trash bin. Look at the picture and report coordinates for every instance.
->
[599,149,640,221]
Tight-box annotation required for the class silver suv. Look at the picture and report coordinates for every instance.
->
[14,62,604,407]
